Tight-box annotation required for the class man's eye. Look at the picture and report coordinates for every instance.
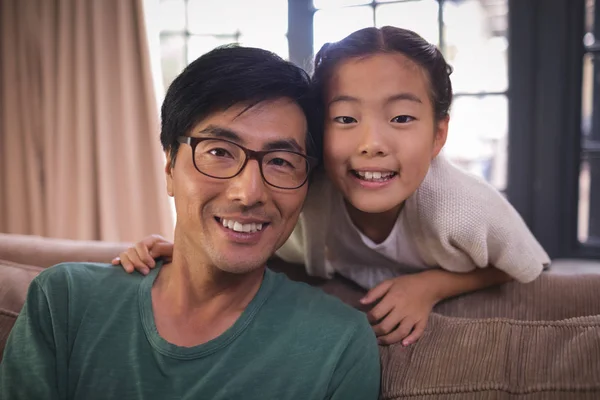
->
[208,148,233,158]
[269,158,294,168]
[333,116,357,124]
[390,115,415,123]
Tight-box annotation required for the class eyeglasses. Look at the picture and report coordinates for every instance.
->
[177,136,318,190]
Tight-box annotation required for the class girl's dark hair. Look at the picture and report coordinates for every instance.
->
[312,26,453,127]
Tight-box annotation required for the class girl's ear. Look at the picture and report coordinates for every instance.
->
[165,152,174,197]
[431,115,449,159]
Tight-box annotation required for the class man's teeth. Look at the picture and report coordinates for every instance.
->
[221,218,263,233]
[355,171,395,181]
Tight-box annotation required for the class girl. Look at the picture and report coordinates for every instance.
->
[113,26,549,346]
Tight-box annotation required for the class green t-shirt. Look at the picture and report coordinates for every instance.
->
[0,262,380,399]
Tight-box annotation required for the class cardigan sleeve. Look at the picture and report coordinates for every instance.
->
[405,155,550,283]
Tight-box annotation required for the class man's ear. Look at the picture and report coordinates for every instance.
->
[432,115,449,159]
[165,152,174,197]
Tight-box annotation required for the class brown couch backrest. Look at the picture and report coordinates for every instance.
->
[0,259,44,361]
[0,233,130,268]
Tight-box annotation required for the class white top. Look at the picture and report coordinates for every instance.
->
[325,192,427,289]
[276,155,550,285]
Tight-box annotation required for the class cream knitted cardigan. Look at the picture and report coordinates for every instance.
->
[276,155,550,284]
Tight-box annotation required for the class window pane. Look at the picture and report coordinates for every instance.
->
[579,155,600,245]
[159,0,186,31]
[187,35,238,63]
[443,95,508,190]
[375,1,439,46]
[314,0,372,8]
[582,54,593,140]
[187,0,287,35]
[580,50,600,245]
[237,0,288,36]
[160,35,186,90]
[240,35,289,60]
[443,0,508,93]
[313,7,374,54]
[579,157,591,243]
[586,0,595,35]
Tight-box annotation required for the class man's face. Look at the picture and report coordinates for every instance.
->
[166,98,309,274]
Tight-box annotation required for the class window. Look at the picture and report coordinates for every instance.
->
[311,0,509,190]
[580,0,600,249]
[158,0,288,90]
[154,0,509,190]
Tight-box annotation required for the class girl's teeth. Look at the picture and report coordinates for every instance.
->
[221,218,263,233]
[356,171,394,181]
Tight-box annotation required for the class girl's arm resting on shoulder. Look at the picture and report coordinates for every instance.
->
[112,234,174,275]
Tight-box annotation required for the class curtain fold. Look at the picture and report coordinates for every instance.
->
[0,0,173,241]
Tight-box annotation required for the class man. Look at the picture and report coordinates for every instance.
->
[0,46,381,399]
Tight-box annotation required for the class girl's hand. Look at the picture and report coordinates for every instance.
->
[360,273,439,346]
[111,234,174,275]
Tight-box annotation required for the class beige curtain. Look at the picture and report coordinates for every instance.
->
[0,0,173,242]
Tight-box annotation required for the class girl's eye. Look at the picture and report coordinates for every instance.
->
[390,115,415,123]
[333,116,358,124]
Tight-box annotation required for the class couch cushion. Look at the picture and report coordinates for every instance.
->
[380,313,600,399]
[0,259,43,361]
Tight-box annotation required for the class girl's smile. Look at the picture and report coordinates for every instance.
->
[323,52,448,217]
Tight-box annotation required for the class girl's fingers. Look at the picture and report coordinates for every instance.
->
[150,242,175,259]
[371,309,402,337]
[366,298,394,324]
[135,241,156,268]
[402,319,427,346]
[360,280,393,305]
[378,318,416,346]
[125,247,150,275]
[119,253,134,274]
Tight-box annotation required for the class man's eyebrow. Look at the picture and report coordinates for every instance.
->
[263,139,304,153]
[197,124,304,153]
[385,93,423,105]
[197,125,243,142]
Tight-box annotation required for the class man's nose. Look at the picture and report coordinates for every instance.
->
[226,160,268,206]
[357,122,388,158]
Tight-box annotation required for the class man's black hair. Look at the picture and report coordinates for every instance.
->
[161,45,321,165]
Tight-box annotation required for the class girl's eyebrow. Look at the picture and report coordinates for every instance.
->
[328,95,359,107]
[385,93,423,105]
[328,93,423,107]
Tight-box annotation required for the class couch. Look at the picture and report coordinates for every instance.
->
[1,233,600,399]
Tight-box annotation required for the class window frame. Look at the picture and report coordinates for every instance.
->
[506,0,600,259]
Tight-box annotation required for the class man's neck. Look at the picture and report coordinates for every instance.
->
[151,244,265,347]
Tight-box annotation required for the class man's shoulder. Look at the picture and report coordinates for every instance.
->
[34,262,142,298]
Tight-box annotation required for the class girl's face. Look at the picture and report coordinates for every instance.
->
[323,53,448,215]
